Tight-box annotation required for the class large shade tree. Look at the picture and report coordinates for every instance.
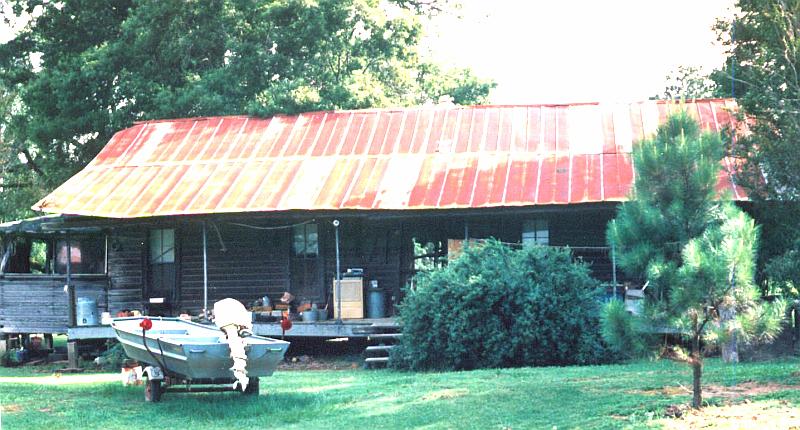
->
[713,0,800,293]
[602,112,784,409]
[0,0,495,221]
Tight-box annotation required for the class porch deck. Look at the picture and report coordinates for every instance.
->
[67,317,399,340]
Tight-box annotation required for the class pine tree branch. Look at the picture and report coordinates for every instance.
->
[18,148,44,177]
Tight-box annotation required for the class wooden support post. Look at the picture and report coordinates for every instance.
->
[67,340,79,369]
[0,335,7,362]
[44,333,54,350]
[67,231,76,327]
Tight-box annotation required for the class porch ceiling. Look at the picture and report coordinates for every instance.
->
[34,99,746,218]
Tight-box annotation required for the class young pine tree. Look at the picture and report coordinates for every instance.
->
[603,111,785,409]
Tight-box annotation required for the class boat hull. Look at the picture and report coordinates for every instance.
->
[111,317,289,380]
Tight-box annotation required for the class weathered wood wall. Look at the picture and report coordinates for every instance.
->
[0,275,107,334]
[0,205,623,333]
[321,218,410,310]
[177,223,290,313]
[107,228,146,314]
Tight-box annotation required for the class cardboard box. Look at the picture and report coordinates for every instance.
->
[332,278,364,319]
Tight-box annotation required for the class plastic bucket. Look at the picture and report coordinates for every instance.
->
[301,310,318,322]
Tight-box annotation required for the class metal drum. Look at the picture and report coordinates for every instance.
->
[76,297,99,326]
[367,289,385,319]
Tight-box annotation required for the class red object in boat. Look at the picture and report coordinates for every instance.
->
[139,318,153,331]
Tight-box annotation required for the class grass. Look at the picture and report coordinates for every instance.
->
[1,358,799,429]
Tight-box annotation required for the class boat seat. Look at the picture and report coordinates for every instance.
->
[147,329,189,335]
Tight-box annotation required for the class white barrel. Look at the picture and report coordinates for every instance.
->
[76,297,98,326]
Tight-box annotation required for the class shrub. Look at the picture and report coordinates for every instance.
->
[599,299,655,359]
[97,341,130,370]
[391,239,616,371]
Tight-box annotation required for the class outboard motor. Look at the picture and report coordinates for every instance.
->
[213,298,253,391]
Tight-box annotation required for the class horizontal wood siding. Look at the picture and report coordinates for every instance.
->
[107,228,146,313]
[0,275,107,334]
[178,223,289,313]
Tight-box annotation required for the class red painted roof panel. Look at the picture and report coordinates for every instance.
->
[33,99,745,218]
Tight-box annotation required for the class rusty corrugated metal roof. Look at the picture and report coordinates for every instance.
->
[33,99,745,218]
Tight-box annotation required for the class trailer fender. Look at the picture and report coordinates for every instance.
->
[142,366,164,381]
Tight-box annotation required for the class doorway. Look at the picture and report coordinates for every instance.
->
[289,223,324,304]
[147,228,176,315]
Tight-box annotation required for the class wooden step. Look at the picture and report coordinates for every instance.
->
[368,333,402,340]
[364,357,389,364]
[365,345,396,353]
[369,323,401,330]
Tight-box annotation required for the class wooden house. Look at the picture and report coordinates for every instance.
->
[0,99,746,350]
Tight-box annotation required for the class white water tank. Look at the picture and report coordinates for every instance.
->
[76,297,98,326]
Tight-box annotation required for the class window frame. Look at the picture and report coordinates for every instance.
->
[292,223,319,257]
[522,219,549,246]
[149,229,176,265]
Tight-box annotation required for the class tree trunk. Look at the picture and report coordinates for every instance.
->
[692,335,703,409]
[720,301,739,363]
[721,333,739,363]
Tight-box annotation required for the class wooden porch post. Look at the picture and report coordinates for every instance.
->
[66,231,80,368]
[202,221,209,320]
[43,333,54,351]
[67,340,79,368]
[66,231,76,327]
[0,334,7,363]
[464,218,469,249]
[333,220,341,324]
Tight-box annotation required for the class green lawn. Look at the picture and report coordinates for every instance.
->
[1,358,799,429]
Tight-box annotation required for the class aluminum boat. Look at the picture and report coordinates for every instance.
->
[111,316,289,380]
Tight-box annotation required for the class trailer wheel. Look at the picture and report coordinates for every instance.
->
[243,377,259,395]
[144,377,162,402]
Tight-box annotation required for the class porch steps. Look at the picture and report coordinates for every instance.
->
[367,333,402,340]
[352,323,401,335]
[364,357,389,365]
[365,344,395,353]
[363,324,402,369]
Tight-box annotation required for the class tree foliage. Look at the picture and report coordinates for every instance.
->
[654,65,720,100]
[712,0,800,295]
[391,240,615,371]
[604,112,784,409]
[0,0,495,220]
[608,112,723,300]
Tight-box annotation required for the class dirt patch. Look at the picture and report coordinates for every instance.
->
[703,381,800,399]
[0,373,120,385]
[277,355,361,371]
[421,388,469,401]
[633,386,689,396]
[566,376,603,382]
[659,399,800,429]
[633,381,800,399]
[2,404,22,413]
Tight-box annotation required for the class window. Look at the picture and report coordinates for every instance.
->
[149,229,175,264]
[4,238,49,274]
[522,220,549,246]
[293,223,318,256]
[3,234,105,275]
[55,235,106,274]
[30,240,50,274]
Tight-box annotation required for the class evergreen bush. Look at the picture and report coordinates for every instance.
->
[391,240,614,370]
